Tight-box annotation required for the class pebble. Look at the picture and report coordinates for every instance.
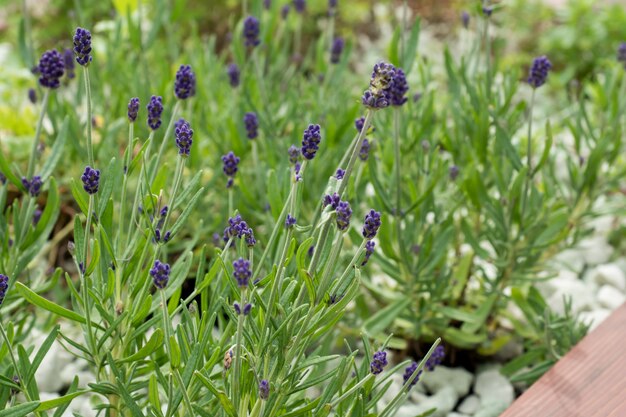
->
[597,285,626,310]
[579,308,611,330]
[474,367,514,414]
[457,394,480,415]
[590,264,626,291]
[396,386,459,417]
[421,366,473,397]
[546,278,596,315]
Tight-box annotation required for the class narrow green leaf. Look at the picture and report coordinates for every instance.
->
[364,297,411,335]
[121,329,163,362]
[15,282,86,324]
[40,117,69,181]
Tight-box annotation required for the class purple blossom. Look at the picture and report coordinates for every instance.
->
[361,240,375,266]
[285,214,296,229]
[362,61,396,109]
[174,118,194,156]
[330,37,344,64]
[389,67,408,106]
[281,4,290,19]
[449,165,459,180]
[222,151,240,188]
[243,16,261,48]
[233,257,252,287]
[228,63,240,87]
[362,210,381,239]
[22,176,43,197]
[288,145,300,164]
[403,362,422,389]
[528,56,552,89]
[425,345,445,371]
[234,302,252,315]
[335,200,352,231]
[301,124,322,160]
[335,168,345,179]
[150,260,171,289]
[223,214,255,247]
[0,274,8,305]
[73,27,92,66]
[461,11,470,28]
[482,6,493,17]
[147,95,164,130]
[174,64,196,100]
[618,43,626,68]
[259,379,270,400]
[127,97,140,122]
[81,166,100,194]
[0,171,6,185]
[263,0,271,9]
[370,350,387,375]
[293,0,306,13]
[38,50,65,89]
[28,88,37,104]
[359,139,370,161]
[323,192,341,210]
[244,112,259,139]
[63,48,75,79]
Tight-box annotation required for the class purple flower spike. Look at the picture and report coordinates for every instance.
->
[221,151,240,187]
[22,176,43,197]
[147,96,164,130]
[228,63,240,87]
[174,64,196,100]
[233,257,251,287]
[335,168,345,179]
[243,16,261,48]
[281,4,290,19]
[403,362,422,389]
[449,165,459,180]
[461,11,470,28]
[293,0,306,13]
[150,260,171,289]
[482,6,493,17]
[330,37,344,64]
[370,350,388,375]
[244,112,259,139]
[127,97,140,122]
[323,192,341,210]
[73,27,92,66]
[63,48,76,79]
[243,303,252,315]
[0,172,6,185]
[335,200,352,231]
[81,166,100,194]
[618,43,626,68]
[38,50,65,89]
[362,61,396,109]
[362,209,381,239]
[174,118,194,156]
[285,214,296,229]
[390,67,408,106]
[28,88,37,104]
[263,0,271,9]
[528,56,552,89]
[259,379,270,400]
[359,139,370,161]
[301,124,322,160]
[288,145,300,165]
[361,240,375,266]
[0,274,9,305]
[425,345,445,371]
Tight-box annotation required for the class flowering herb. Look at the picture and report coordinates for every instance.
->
[335,200,352,231]
[28,88,37,104]
[483,6,493,17]
[174,118,194,156]
[244,112,259,139]
[38,50,65,89]
[81,166,100,194]
[63,48,76,79]
[243,16,261,48]
[73,27,93,66]
[0,274,8,305]
[330,37,344,64]
[228,63,240,87]
[288,145,300,165]
[174,64,196,100]
[403,362,422,389]
[301,124,322,160]
[362,209,382,239]
[528,56,552,89]
[361,240,375,266]
[618,43,626,68]
[150,260,171,289]
[22,176,42,197]
[285,214,296,229]
[222,151,241,188]
[259,379,270,400]
[362,61,396,109]
[281,4,290,19]
[127,97,140,122]
[147,95,164,130]
[462,11,470,28]
[359,139,370,161]
[234,302,252,315]
[335,168,345,179]
[389,67,408,106]
[449,165,459,180]
[233,257,252,287]
[293,0,306,13]
[425,345,445,371]
[370,350,388,375]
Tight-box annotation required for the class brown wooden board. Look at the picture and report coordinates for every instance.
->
[501,302,626,417]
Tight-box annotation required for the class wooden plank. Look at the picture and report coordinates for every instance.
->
[501,302,626,417]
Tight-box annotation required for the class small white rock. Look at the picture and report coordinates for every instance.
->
[447,413,471,417]
[474,367,514,413]
[546,278,595,314]
[597,285,625,310]
[421,366,473,397]
[457,394,480,415]
[576,237,613,265]
[396,386,459,417]
[579,309,611,330]
[590,264,626,291]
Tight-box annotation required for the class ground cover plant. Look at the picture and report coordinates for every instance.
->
[0,0,625,416]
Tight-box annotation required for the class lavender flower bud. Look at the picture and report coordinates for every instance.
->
[285,214,296,229]
[335,168,345,179]
[330,37,344,64]
[389,67,408,106]
[33,208,42,226]
[301,124,322,160]
[222,151,240,188]
[81,166,100,194]
[362,61,396,109]
[127,97,140,123]
[147,95,164,130]
[288,145,300,164]
[425,345,445,371]
[63,48,75,79]
[370,350,387,375]
[233,257,251,287]
[28,88,37,104]
[362,209,381,239]
[403,362,422,389]
[259,379,270,400]
[243,303,252,315]
[355,116,365,133]
[38,50,65,89]
[234,302,241,315]
[359,139,370,161]
[0,172,6,185]
[281,4,290,19]
[174,64,196,100]
[528,56,552,89]
[174,118,194,156]
[618,43,626,68]
[150,260,171,289]
[482,6,493,17]
[323,192,340,210]
[293,0,305,13]
[243,16,261,48]
[263,0,271,9]
[461,11,470,28]
[335,200,352,231]
[244,112,259,139]
[228,63,240,87]
[22,176,43,197]
[449,165,459,180]
[73,27,93,66]
[361,240,375,266]
[0,274,8,305]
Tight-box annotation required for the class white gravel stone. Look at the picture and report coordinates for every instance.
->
[457,394,480,414]
[579,308,612,330]
[396,386,459,417]
[576,237,612,265]
[546,278,595,314]
[597,285,626,310]
[590,264,626,291]
[474,367,514,414]
[421,366,473,397]
[447,413,471,417]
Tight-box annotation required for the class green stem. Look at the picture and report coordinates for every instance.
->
[83,67,94,167]
[152,100,181,185]
[330,374,375,408]
[337,109,372,197]
[26,89,50,179]
[232,289,247,408]
[520,89,536,232]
